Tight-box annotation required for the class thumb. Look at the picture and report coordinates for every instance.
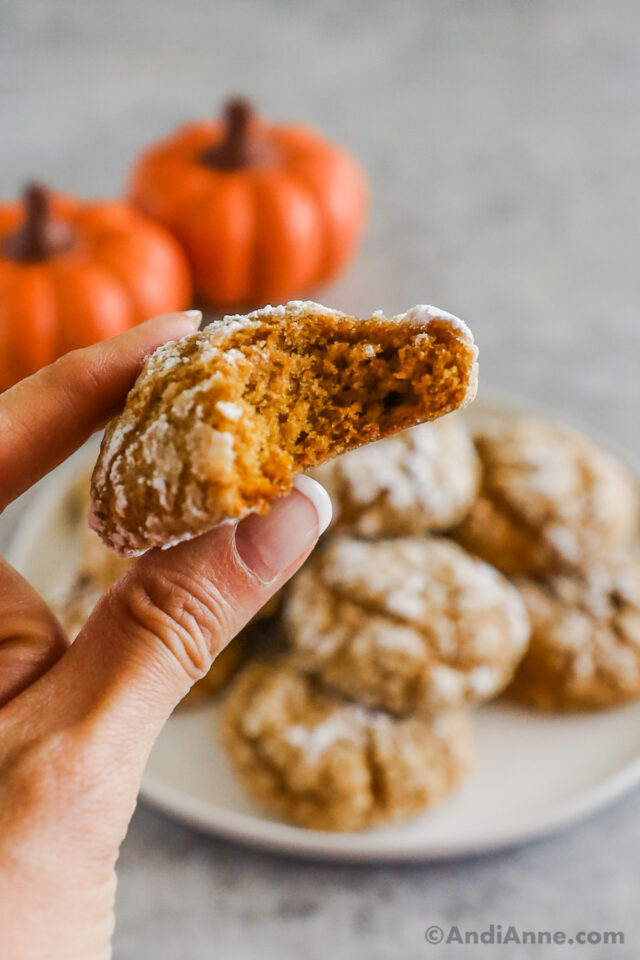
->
[41,476,331,747]
[0,479,329,960]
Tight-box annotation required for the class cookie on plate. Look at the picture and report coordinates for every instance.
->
[90,300,478,556]
[510,557,640,711]
[220,657,472,831]
[285,536,529,715]
[177,642,243,707]
[53,571,106,641]
[310,416,479,537]
[453,416,638,577]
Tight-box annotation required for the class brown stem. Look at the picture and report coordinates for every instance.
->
[201,98,271,170]
[3,183,74,262]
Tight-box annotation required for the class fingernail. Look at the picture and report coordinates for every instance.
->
[234,476,332,583]
[291,475,333,534]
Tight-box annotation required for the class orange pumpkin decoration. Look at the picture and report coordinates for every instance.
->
[0,183,192,391]
[128,98,369,308]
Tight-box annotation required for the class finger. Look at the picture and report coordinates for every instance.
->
[0,310,201,511]
[16,479,331,757]
[0,558,68,707]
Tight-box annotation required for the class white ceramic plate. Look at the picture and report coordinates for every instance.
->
[7,397,640,862]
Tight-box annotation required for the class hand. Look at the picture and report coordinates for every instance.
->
[0,314,330,960]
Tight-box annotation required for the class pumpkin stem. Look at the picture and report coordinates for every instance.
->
[201,98,271,170]
[3,183,74,262]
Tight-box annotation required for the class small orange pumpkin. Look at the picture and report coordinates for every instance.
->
[0,183,192,391]
[128,98,369,308]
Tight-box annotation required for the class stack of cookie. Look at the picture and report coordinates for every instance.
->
[220,417,530,830]
[454,416,640,712]
[221,413,640,831]
[55,406,640,834]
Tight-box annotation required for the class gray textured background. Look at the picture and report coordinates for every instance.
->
[1,1,640,957]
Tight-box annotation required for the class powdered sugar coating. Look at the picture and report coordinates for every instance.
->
[396,304,475,345]
[311,416,479,537]
[225,300,474,344]
[224,299,343,325]
[215,400,244,421]
[511,556,640,711]
[285,536,530,714]
[284,705,390,762]
[221,657,472,831]
[454,416,639,576]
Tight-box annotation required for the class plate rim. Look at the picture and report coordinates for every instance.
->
[6,388,640,863]
[139,731,640,863]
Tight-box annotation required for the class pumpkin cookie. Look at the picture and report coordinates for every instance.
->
[178,642,243,707]
[510,557,640,711]
[64,459,134,585]
[53,571,105,641]
[453,416,638,577]
[311,416,479,537]
[285,537,529,715]
[220,657,472,831]
[89,300,478,555]
[73,465,282,624]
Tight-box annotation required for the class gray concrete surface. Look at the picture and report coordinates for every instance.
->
[1,1,640,957]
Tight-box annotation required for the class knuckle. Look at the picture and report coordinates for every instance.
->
[113,567,234,681]
[45,350,103,407]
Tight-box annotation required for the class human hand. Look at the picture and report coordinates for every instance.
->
[0,313,330,960]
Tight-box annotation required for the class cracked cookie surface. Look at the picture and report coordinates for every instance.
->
[285,536,529,715]
[453,416,638,576]
[220,657,472,831]
[89,300,478,556]
[310,416,479,537]
[64,460,134,585]
[510,557,640,711]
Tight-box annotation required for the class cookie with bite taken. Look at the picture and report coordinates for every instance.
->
[89,300,478,556]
